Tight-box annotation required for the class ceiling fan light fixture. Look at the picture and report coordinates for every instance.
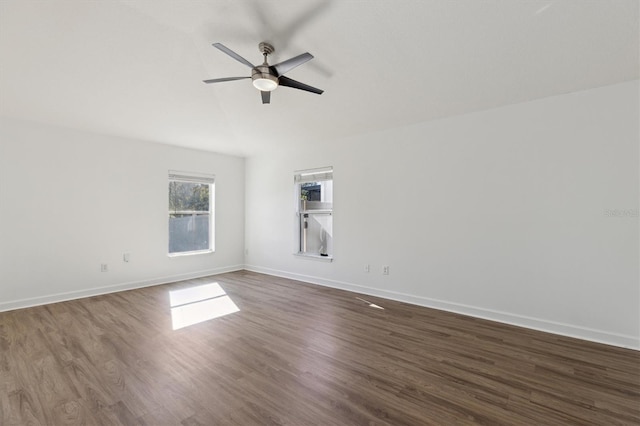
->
[252,65,278,91]
[252,77,278,91]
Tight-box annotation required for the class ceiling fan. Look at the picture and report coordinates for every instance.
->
[203,42,324,104]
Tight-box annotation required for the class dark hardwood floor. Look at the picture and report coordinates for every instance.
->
[0,270,638,425]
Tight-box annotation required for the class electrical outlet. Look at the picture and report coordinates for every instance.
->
[123,253,130,263]
[383,265,390,275]
[101,263,108,272]
[364,264,370,273]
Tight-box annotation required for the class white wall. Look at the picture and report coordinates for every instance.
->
[1,82,636,349]
[245,80,639,349]
[0,118,245,310]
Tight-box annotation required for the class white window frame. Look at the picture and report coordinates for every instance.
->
[294,167,333,261]
[168,170,215,257]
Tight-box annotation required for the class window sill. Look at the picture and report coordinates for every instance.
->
[168,249,214,258]
[294,253,333,262]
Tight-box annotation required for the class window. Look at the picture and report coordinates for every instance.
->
[295,167,333,259]
[168,171,214,255]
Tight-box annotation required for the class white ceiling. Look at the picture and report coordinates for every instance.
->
[1,0,638,157]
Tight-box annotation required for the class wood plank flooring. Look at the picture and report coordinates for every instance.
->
[0,270,638,425]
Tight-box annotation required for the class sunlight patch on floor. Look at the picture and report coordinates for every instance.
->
[169,282,239,330]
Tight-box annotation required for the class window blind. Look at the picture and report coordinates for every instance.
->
[169,170,215,184]
[294,167,333,184]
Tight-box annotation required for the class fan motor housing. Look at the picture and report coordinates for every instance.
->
[252,65,278,91]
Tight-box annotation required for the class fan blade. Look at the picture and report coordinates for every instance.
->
[213,43,255,68]
[278,76,323,95]
[203,76,250,84]
[261,91,271,104]
[271,52,314,76]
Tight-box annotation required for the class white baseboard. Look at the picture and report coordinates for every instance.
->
[0,264,244,313]
[244,264,640,351]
